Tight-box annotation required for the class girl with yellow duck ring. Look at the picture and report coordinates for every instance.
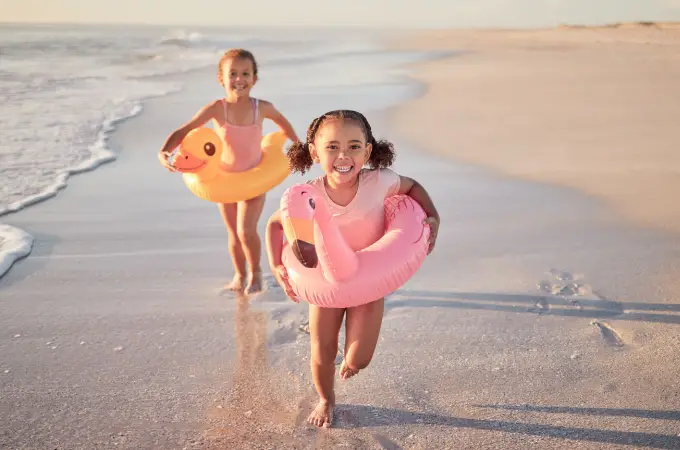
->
[158,49,299,294]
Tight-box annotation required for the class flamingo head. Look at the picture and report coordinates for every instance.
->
[169,127,222,174]
[280,183,324,269]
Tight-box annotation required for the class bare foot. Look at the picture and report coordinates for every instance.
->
[224,274,245,292]
[245,271,263,295]
[339,360,358,380]
[308,399,334,428]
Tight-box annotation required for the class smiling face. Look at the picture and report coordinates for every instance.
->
[309,119,372,187]
[221,57,257,98]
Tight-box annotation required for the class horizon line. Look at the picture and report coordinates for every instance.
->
[2,19,680,31]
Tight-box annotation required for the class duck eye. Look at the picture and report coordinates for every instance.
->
[308,198,315,210]
[204,142,216,156]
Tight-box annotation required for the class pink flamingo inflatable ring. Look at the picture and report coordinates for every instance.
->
[280,183,431,308]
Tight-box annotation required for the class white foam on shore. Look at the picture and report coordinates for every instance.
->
[0,101,148,217]
[0,92,179,279]
[0,224,33,278]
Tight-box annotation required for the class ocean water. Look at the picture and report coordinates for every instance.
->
[0,23,438,277]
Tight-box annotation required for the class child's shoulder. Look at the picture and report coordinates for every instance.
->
[194,98,224,118]
[359,168,400,195]
[248,97,272,107]
[252,98,274,116]
[359,167,399,180]
[203,98,225,112]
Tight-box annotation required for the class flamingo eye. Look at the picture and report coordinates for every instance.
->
[308,198,315,210]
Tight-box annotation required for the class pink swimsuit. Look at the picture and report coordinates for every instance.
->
[307,168,401,251]
[215,98,262,172]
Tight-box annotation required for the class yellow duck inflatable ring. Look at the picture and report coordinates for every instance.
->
[169,128,290,203]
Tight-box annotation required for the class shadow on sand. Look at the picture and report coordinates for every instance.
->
[386,289,680,325]
[474,404,680,421]
[334,404,680,449]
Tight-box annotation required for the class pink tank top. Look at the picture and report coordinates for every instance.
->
[216,98,263,172]
[308,168,401,251]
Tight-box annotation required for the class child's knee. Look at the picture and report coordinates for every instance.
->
[310,339,338,366]
[345,354,373,371]
[227,233,241,246]
[237,226,259,243]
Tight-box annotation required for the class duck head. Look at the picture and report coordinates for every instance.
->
[170,127,222,178]
[281,184,325,269]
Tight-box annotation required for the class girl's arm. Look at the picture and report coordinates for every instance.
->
[266,209,285,270]
[266,209,299,301]
[260,101,299,143]
[158,100,221,169]
[397,176,440,254]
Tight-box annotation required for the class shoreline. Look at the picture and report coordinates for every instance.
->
[0,64,214,278]
[387,25,680,236]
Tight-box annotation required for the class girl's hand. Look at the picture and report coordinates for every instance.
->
[423,216,439,254]
[274,264,299,302]
[158,151,177,172]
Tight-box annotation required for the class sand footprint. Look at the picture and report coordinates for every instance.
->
[528,296,550,313]
[537,268,599,312]
[591,320,625,347]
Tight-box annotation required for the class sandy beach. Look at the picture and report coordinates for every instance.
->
[2,25,680,449]
[390,24,680,236]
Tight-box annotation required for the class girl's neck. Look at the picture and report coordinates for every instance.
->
[224,93,251,104]
[323,174,360,207]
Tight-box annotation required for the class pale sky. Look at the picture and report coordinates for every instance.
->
[2,0,680,28]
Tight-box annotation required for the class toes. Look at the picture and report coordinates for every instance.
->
[339,362,357,380]
[226,277,245,291]
[308,414,320,427]
[307,413,329,428]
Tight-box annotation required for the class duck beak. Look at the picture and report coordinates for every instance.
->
[169,149,206,173]
[283,217,317,268]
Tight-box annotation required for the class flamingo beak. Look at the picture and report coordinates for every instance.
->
[283,217,317,269]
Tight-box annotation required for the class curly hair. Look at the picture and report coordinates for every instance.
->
[217,49,258,86]
[287,110,396,175]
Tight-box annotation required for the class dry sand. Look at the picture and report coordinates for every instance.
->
[389,24,680,236]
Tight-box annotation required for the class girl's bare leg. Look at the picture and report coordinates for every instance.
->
[340,298,385,380]
[218,202,246,291]
[237,194,266,294]
[307,304,345,427]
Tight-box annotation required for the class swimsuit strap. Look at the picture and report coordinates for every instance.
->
[252,98,259,125]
